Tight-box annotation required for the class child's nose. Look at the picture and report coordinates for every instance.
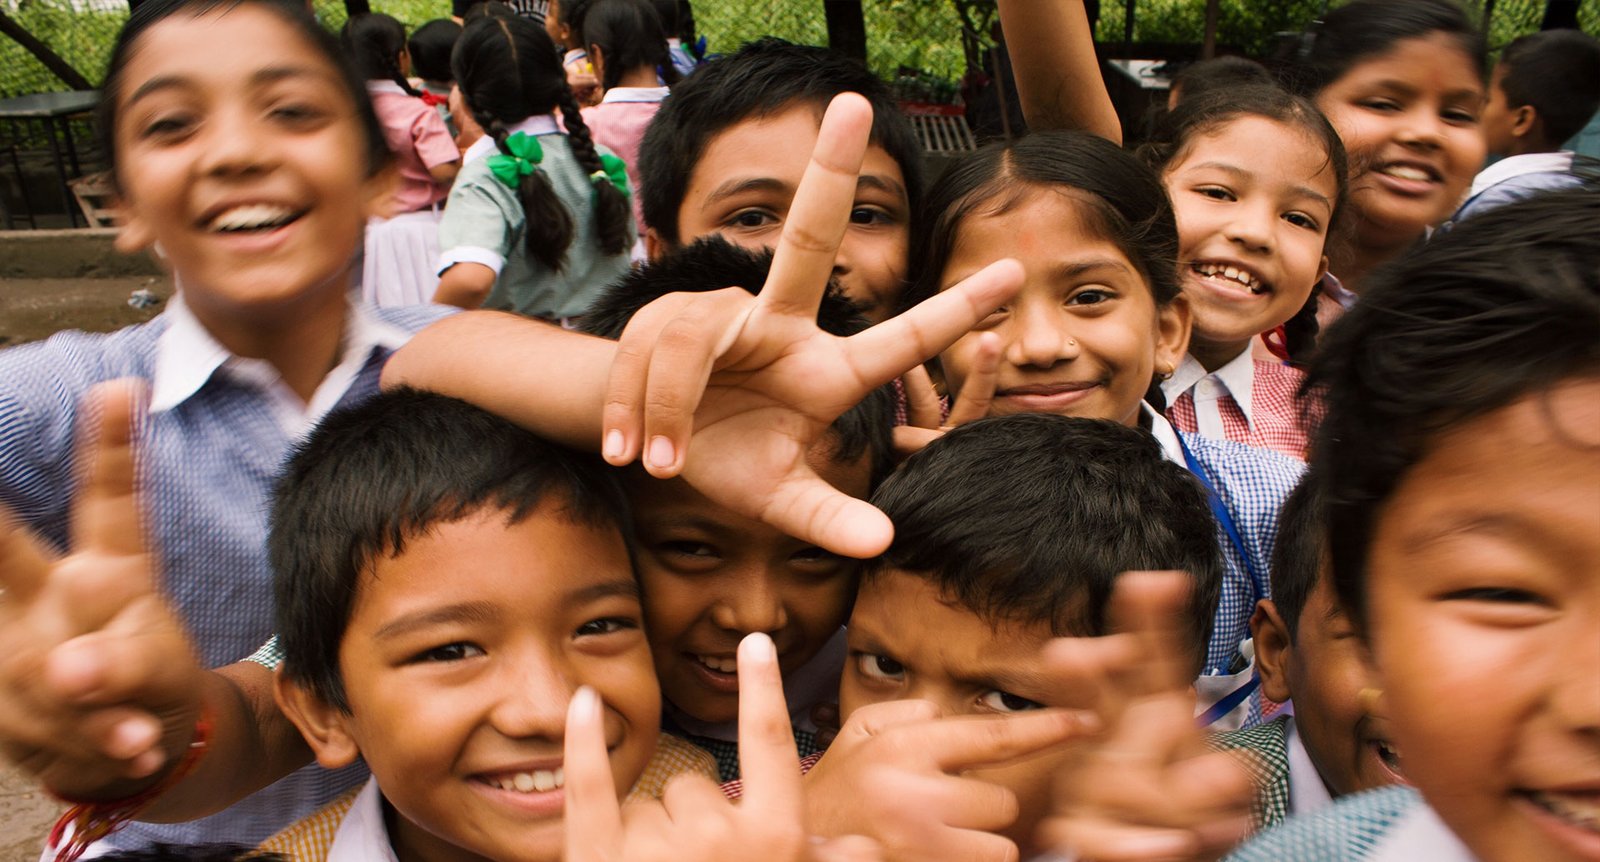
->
[710,580,789,636]
[489,656,573,739]
[1394,106,1447,151]
[1224,205,1275,253]
[195,105,276,178]
[1007,307,1078,369]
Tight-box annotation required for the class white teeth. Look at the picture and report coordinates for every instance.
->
[696,654,737,674]
[209,203,296,232]
[1380,164,1432,182]
[1192,263,1264,293]
[493,768,565,794]
[1529,791,1600,833]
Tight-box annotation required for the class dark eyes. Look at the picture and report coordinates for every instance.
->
[1444,586,1546,605]
[727,209,777,229]
[1068,288,1113,306]
[410,642,485,664]
[849,206,892,226]
[1195,185,1234,201]
[856,653,905,681]
[978,690,1045,713]
[659,540,717,558]
[141,114,196,140]
[1285,212,1321,231]
[576,617,639,636]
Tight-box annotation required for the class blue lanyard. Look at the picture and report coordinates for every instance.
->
[1176,433,1270,606]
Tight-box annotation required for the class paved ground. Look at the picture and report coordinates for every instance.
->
[0,274,175,858]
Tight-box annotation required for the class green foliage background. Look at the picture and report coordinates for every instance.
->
[0,1,1594,99]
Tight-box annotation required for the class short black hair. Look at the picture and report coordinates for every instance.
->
[1269,472,1326,644]
[1277,0,1485,99]
[867,414,1222,674]
[580,236,896,488]
[637,37,922,245]
[1171,56,1275,105]
[409,18,463,84]
[1497,30,1600,148]
[271,389,632,712]
[1308,189,1600,633]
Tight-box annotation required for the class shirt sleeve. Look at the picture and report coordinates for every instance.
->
[436,177,516,275]
[410,105,461,170]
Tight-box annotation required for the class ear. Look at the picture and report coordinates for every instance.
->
[587,43,606,85]
[1510,104,1538,140]
[1250,599,1295,705]
[274,668,362,769]
[1153,292,1192,377]
[644,227,669,262]
[1313,255,1329,290]
[111,192,158,257]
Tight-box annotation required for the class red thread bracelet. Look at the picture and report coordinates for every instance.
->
[47,706,214,862]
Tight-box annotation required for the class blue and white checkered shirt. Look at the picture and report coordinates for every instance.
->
[0,297,450,850]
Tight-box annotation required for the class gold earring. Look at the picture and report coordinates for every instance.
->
[1157,361,1175,382]
[1359,687,1384,714]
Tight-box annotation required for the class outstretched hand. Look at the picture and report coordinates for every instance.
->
[598,93,1022,558]
[563,633,881,862]
[1038,572,1257,861]
[0,381,205,800]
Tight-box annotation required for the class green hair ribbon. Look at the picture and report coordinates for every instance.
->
[590,153,631,200]
[487,132,545,190]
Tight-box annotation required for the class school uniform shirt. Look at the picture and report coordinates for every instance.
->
[436,114,635,320]
[1224,784,1476,861]
[1210,714,1339,834]
[259,736,718,861]
[5,297,453,850]
[1163,351,1312,461]
[1449,151,1584,225]
[664,628,846,781]
[582,86,669,235]
[365,81,459,214]
[1144,405,1304,727]
[666,38,700,78]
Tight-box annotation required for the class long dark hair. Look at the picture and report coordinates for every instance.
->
[342,13,423,97]
[1275,0,1485,99]
[581,0,681,91]
[452,14,632,271]
[1140,84,1349,365]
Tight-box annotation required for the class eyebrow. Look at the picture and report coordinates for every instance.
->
[566,579,641,607]
[126,65,328,108]
[705,174,907,206]
[1185,161,1334,209]
[374,601,499,641]
[1406,512,1537,552]
[1047,257,1135,281]
[635,512,736,536]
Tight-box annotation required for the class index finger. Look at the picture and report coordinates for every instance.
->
[760,93,873,317]
[562,686,622,862]
[1108,571,1195,696]
[925,708,1099,773]
[69,380,146,559]
[734,632,803,816]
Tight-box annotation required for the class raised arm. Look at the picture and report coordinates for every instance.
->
[997,0,1122,143]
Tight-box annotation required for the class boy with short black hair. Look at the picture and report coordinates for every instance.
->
[809,413,1223,860]
[265,389,716,860]
[581,237,894,779]
[1213,474,1404,831]
[637,38,924,321]
[1454,29,1600,221]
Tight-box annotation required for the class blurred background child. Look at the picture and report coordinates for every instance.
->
[343,13,461,306]
[546,0,602,105]
[1453,29,1600,223]
[406,18,462,133]
[434,13,633,321]
[580,0,681,241]
[651,0,701,77]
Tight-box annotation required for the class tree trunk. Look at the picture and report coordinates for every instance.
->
[344,0,372,18]
[823,0,866,63]
[0,10,95,90]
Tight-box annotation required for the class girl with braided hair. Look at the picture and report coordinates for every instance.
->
[343,13,462,306]
[434,12,633,322]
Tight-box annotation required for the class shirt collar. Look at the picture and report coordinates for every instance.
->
[327,777,401,862]
[463,114,562,164]
[1370,791,1477,862]
[600,86,671,104]
[1161,350,1257,428]
[1284,717,1335,816]
[1467,151,1574,198]
[150,294,411,428]
[364,80,410,97]
[1142,402,1185,466]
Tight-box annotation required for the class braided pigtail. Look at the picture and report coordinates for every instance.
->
[487,118,576,272]
[344,13,423,97]
[557,85,632,256]
[1281,280,1323,367]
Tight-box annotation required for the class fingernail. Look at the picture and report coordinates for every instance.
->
[602,429,625,461]
[645,436,674,470]
[739,632,776,666]
[572,686,601,722]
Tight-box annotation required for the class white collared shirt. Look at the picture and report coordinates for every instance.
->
[1142,401,1186,466]
[1369,796,1478,862]
[461,113,562,164]
[1161,350,1256,439]
[1284,717,1335,817]
[149,294,412,439]
[327,779,402,862]
[1467,151,1575,199]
